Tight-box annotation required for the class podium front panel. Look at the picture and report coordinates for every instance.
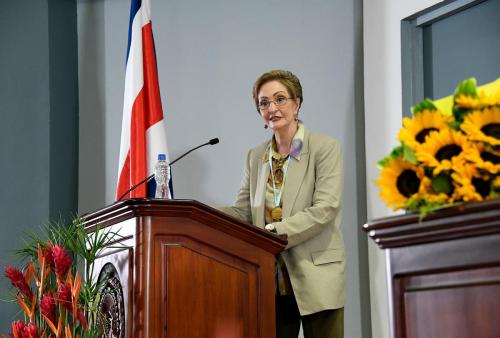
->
[83,199,286,338]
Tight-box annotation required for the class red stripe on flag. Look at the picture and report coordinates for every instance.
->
[129,89,148,197]
[116,152,131,199]
[116,20,166,200]
[142,22,164,126]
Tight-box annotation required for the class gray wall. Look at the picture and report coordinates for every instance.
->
[363,1,445,337]
[0,0,78,329]
[78,1,368,337]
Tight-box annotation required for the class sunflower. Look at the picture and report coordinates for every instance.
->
[460,106,500,146]
[416,129,473,174]
[478,89,500,107]
[464,142,500,174]
[451,164,489,202]
[416,176,452,204]
[455,94,481,110]
[398,109,451,150]
[377,157,424,210]
[493,176,500,196]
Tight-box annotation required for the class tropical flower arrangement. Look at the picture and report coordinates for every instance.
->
[377,78,500,217]
[2,219,121,337]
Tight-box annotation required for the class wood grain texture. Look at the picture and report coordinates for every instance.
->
[164,245,250,337]
[82,199,286,338]
[364,200,500,338]
[364,199,500,249]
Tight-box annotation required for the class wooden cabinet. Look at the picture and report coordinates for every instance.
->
[364,200,500,338]
[82,199,286,338]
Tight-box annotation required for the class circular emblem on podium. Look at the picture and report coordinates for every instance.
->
[97,263,125,337]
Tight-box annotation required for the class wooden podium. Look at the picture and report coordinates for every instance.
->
[364,199,500,338]
[81,199,287,338]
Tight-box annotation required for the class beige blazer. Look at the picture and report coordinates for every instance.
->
[219,128,345,315]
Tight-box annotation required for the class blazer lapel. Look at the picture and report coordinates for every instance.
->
[253,155,270,229]
[282,130,310,218]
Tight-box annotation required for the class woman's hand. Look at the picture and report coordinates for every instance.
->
[265,223,277,233]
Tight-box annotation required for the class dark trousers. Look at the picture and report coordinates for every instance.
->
[276,294,344,338]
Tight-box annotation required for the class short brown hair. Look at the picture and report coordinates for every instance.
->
[252,70,303,112]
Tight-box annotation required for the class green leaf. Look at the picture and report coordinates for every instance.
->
[377,157,390,169]
[390,145,404,159]
[431,173,453,195]
[417,201,447,221]
[411,98,437,115]
[452,78,479,124]
[404,196,423,211]
[403,143,418,165]
[377,145,404,168]
[452,106,471,124]
[405,195,448,221]
[447,120,461,131]
[454,78,478,98]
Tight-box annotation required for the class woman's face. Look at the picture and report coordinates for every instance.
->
[257,80,300,133]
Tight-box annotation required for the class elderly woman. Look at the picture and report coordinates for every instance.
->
[220,70,345,338]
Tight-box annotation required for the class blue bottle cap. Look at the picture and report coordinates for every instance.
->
[158,154,166,161]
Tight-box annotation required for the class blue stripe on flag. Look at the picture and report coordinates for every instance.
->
[126,0,142,62]
[147,178,156,198]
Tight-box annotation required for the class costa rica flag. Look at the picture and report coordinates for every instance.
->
[116,0,171,200]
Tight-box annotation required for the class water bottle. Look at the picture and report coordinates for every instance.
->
[154,154,171,199]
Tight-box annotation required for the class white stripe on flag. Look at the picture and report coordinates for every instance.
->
[146,120,169,174]
[117,6,146,177]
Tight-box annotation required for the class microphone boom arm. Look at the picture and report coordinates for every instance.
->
[169,141,210,166]
[117,138,219,201]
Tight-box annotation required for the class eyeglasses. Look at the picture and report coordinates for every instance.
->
[258,96,293,110]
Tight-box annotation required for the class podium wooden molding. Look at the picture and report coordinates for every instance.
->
[81,198,287,338]
[364,199,500,338]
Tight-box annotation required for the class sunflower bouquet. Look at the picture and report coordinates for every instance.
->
[377,78,500,217]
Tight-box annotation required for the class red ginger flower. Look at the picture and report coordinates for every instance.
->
[10,320,39,338]
[57,282,72,311]
[5,266,33,300]
[10,320,25,336]
[23,323,39,338]
[43,244,55,271]
[52,245,72,278]
[40,292,56,324]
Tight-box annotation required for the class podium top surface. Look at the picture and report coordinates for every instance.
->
[363,199,500,249]
[81,198,287,254]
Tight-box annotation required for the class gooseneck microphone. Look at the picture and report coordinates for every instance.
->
[117,138,220,201]
[168,137,219,167]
